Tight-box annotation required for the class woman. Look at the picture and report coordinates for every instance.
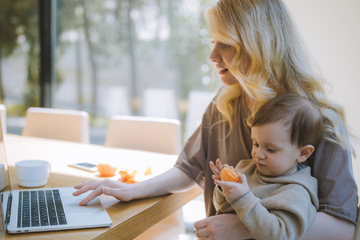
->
[73,0,358,239]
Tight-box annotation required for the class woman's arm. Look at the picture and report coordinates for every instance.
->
[73,167,195,205]
[302,212,355,240]
[194,212,355,240]
[131,166,195,197]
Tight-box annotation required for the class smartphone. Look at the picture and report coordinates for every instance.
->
[68,162,98,172]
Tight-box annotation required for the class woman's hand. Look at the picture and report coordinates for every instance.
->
[194,214,252,240]
[73,167,195,206]
[73,179,135,205]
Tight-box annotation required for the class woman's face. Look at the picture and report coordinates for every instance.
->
[209,37,238,86]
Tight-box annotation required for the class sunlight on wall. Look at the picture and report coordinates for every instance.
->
[285,0,360,187]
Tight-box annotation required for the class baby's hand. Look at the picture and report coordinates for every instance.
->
[210,158,224,181]
[215,174,249,203]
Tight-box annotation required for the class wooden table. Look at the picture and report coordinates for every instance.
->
[1,134,202,239]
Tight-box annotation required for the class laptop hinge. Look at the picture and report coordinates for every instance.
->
[5,193,12,225]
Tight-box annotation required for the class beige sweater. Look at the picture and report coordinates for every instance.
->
[213,159,319,240]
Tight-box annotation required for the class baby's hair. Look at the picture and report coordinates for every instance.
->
[249,93,324,147]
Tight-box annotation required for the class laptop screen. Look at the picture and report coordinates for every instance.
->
[0,117,11,232]
[0,118,10,192]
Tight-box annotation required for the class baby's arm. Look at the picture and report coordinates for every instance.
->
[232,186,317,240]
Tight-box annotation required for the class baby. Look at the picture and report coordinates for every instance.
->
[211,93,323,240]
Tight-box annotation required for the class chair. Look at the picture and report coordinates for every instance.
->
[0,104,6,135]
[22,107,89,143]
[105,115,181,155]
[104,115,185,239]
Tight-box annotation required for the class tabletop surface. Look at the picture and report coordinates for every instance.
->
[1,134,202,239]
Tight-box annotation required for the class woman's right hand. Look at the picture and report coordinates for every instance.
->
[73,167,195,206]
[194,214,252,240]
[73,179,135,205]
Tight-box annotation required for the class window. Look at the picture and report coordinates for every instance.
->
[0,0,218,143]
[0,0,40,134]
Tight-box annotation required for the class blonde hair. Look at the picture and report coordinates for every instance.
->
[206,0,355,156]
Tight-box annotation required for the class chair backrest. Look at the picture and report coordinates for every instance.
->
[184,90,215,141]
[105,115,181,155]
[143,88,178,120]
[0,104,6,135]
[22,107,90,143]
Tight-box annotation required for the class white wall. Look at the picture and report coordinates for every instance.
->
[284,0,360,186]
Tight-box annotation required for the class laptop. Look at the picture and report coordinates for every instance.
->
[0,118,112,234]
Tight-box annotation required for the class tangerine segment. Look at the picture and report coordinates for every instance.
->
[119,170,131,179]
[220,166,240,183]
[130,170,137,178]
[119,170,138,184]
[97,163,117,177]
[124,178,138,184]
[144,166,152,176]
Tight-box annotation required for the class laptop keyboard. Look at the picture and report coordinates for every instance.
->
[17,189,67,228]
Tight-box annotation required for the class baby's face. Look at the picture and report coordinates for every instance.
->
[251,122,300,177]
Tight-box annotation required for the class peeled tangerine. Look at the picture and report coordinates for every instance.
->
[220,166,241,183]
[97,163,117,177]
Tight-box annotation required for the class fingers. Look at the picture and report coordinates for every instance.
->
[212,174,221,181]
[79,187,103,206]
[210,158,225,182]
[194,218,212,239]
[218,179,245,191]
[215,158,223,170]
[75,179,134,205]
[73,179,114,205]
[72,180,101,196]
[209,161,220,176]
[195,227,207,239]
[194,218,207,230]
[214,179,236,189]
[238,173,247,184]
[73,180,91,189]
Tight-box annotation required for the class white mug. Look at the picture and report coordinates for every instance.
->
[16,160,51,187]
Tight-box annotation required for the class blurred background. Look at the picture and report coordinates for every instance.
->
[0,0,219,145]
[0,0,359,194]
